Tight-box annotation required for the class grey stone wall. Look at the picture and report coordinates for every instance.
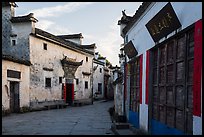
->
[2,7,12,53]
[2,6,30,62]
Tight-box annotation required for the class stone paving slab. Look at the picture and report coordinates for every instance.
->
[2,100,114,135]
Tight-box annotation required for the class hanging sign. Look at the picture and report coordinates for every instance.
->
[145,2,181,42]
[124,40,138,59]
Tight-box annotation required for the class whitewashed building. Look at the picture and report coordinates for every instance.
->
[93,52,105,100]
[93,52,114,100]
[2,2,95,112]
[118,2,202,135]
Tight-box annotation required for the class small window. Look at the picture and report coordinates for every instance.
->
[12,40,16,46]
[43,43,47,50]
[85,81,88,89]
[86,57,88,62]
[59,77,62,84]
[76,79,79,85]
[7,70,21,79]
[100,68,102,73]
[45,78,51,88]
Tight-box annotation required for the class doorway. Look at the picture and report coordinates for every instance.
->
[65,83,74,105]
[10,81,20,113]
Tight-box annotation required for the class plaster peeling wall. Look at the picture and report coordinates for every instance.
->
[29,36,93,103]
[2,60,30,110]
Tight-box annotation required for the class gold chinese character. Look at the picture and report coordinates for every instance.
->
[158,22,164,31]
[153,24,160,34]
[162,17,169,28]
[167,12,172,22]
[150,27,156,36]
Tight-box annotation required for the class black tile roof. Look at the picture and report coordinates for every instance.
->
[57,33,83,39]
[118,10,133,25]
[32,28,94,55]
[11,13,38,23]
[122,2,152,35]
[82,72,91,75]
[93,58,105,66]
[81,43,96,49]
[2,54,31,66]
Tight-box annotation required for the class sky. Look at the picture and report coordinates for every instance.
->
[15,2,142,66]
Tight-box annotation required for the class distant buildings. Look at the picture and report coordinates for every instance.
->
[2,2,114,114]
[93,52,114,100]
[116,2,202,135]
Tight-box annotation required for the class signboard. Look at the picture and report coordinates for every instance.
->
[145,2,181,42]
[124,40,138,59]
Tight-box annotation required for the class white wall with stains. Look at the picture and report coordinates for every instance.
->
[2,60,30,110]
[29,35,93,103]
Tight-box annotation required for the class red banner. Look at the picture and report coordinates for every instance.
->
[139,54,143,104]
[193,19,202,117]
[145,50,150,104]
[63,84,66,102]
[72,84,74,100]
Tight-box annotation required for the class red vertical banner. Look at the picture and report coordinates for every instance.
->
[193,19,202,117]
[63,83,66,102]
[139,54,143,104]
[124,63,128,100]
[72,84,74,101]
[145,50,150,104]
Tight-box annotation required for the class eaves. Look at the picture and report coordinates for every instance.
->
[30,33,94,56]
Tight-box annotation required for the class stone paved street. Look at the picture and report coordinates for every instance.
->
[2,100,114,135]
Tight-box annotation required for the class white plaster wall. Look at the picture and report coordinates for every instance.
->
[29,36,93,102]
[193,116,202,135]
[2,60,30,110]
[93,63,104,99]
[139,52,149,132]
[127,2,202,56]
[75,55,93,100]
[12,22,33,38]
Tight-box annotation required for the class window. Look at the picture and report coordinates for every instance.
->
[12,40,16,46]
[59,77,62,84]
[86,57,88,62]
[76,79,79,85]
[98,83,102,94]
[129,57,141,112]
[43,43,47,50]
[10,35,17,46]
[45,78,51,88]
[100,68,102,73]
[85,81,88,89]
[7,70,21,79]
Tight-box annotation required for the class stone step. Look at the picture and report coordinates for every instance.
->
[114,122,130,129]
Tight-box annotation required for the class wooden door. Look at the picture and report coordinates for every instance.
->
[10,81,20,113]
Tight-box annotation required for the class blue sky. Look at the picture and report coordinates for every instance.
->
[15,2,142,66]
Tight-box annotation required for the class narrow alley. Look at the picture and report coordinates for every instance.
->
[2,100,114,135]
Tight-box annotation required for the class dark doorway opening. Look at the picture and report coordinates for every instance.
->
[10,81,20,113]
[66,83,73,105]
